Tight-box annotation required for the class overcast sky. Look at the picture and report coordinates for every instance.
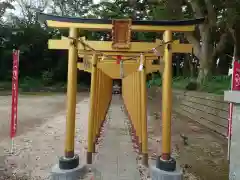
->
[4,0,102,18]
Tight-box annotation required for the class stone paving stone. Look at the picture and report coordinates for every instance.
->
[92,95,141,180]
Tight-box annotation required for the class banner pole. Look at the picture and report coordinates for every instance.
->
[227,104,232,161]
[10,49,19,154]
[11,138,14,154]
[227,59,234,161]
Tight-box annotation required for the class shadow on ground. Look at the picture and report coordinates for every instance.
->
[147,87,229,180]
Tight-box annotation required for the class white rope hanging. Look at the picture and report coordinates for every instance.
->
[120,59,124,78]
[138,53,144,71]
[152,48,161,57]
[101,55,105,61]
[83,46,90,69]
[83,57,89,69]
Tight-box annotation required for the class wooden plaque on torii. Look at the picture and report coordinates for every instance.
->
[112,19,132,49]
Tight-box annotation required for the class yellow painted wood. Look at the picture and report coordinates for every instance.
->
[161,30,173,160]
[96,70,101,137]
[78,54,161,61]
[77,63,92,72]
[87,54,98,154]
[48,39,192,53]
[140,55,148,154]
[97,62,139,79]
[172,44,193,53]
[64,28,78,157]
[46,20,195,32]
[77,62,162,75]
[137,72,142,144]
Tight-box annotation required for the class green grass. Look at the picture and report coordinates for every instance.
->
[199,76,231,94]
[0,78,89,94]
[147,76,231,95]
[1,76,231,95]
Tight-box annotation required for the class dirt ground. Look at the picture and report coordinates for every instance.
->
[0,90,229,180]
[0,93,87,141]
[0,92,88,179]
[147,88,229,180]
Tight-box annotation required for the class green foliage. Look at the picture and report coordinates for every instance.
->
[148,4,169,20]
[148,76,231,94]
[41,70,54,85]
[199,76,231,94]
[0,0,238,94]
[147,77,162,88]
[20,77,43,91]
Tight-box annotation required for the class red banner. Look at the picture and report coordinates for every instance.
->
[10,50,20,139]
[228,60,240,137]
[232,60,240,90]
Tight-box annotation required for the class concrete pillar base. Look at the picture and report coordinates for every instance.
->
[51,163,87,180]
[150,166,183,180]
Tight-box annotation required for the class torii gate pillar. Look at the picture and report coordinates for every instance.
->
[51,28,87,180]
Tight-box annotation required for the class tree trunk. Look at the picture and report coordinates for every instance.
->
[176,58,180,76]
[233,26,240,60]
[188,55,194,78]
[197,26,213,86]
[228,26,240,64]
[183,54,190,77]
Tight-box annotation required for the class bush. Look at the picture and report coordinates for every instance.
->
[20,77,43,91]
[147,75,231,94]
[41,70,54,85]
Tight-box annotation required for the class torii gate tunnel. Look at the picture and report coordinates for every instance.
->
[38,13,204,172]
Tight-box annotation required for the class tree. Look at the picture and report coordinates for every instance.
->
[225,0,240,60]
[0,0,15,24]
[0,0,237,89]
[50,0,93,17]
[148,0,233,86]
[16,0,49,25]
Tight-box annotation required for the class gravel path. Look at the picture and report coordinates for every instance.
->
[92,96,141,180]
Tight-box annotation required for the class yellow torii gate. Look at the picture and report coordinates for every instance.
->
[38,13,204,180]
